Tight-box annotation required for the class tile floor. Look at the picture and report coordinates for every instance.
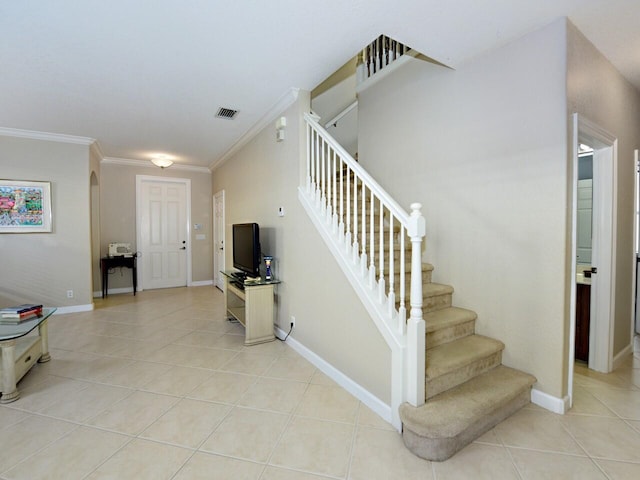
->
[1,286,640,479]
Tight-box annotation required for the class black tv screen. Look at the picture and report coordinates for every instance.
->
[232,223,260,277]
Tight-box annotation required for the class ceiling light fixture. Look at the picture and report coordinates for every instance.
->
[150,154,174,168]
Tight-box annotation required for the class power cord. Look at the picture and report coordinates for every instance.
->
[277,322,294,342]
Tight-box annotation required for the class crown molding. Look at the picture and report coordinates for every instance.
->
[210,87,300,171]
[102,156,211,173]
[0,126,95,145]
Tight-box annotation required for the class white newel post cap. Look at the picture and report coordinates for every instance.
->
[408,203,425,238]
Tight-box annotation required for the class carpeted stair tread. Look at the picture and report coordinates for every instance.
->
[423,282,453,297]
[424,307,477,334]
[426,335,503,379]
[400,366,536,461]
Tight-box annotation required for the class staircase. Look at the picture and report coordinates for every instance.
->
[399,263,536,461]
[300,111,535,462]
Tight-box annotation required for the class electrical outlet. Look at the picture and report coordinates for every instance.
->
[290,315,295,328]
[66,290,74,298]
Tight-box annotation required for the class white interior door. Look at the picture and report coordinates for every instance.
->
[137,176,190,290]
[213,190,225,290]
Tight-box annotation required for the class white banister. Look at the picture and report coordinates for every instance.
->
[299,112,427,427]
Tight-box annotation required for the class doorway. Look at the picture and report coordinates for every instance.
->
[568,114,617,406]
[213,190,225,291]
[136,175,192,290]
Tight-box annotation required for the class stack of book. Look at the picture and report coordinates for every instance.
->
[0,304,43,324]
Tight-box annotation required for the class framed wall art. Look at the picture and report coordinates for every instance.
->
[0,180,52,233]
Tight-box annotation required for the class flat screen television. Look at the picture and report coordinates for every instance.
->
[232,223,261,278]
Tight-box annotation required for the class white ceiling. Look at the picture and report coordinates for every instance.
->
[1,0,639,170]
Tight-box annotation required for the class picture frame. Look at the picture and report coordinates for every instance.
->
[0,180,52,233]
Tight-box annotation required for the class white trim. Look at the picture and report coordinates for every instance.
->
[190,280,213,287]
[634,335,640,354]
[275,325,396,430]
[531,388,570,414]
[213,190,226,291]
[612,343,633,370]
[0,126,95,145]
[211,88,300,171]
[53,303,95,314]
[103,156,211,173]
[90,141,105,161]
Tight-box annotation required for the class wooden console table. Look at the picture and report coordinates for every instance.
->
[101,255,137,298]
[221,271,279,346]
[0,308,55,403]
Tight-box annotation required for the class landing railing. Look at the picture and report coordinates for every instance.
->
[299,113,426,425]
[358,34,412,82]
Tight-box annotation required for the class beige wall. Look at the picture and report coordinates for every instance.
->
[358,20,569,397]
[212,94,392,403]
[567,21,640,357]
[99,163,213,291]
[0,135,93,308]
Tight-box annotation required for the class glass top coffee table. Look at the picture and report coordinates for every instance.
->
[0,308,55,404]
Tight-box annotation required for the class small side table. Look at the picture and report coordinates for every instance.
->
[101,255,137,298]
[0,308,55,404]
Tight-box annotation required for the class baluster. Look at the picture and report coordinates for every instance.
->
[388,213,395,317]
[353,175,359,263]
[306,123,311,193]
[378,36,383,71]
[391,39,397,62]
[339,158,344,242]
[369,192,375,287]
[378,203,385,302]
[398,225,407,333]
[332,151,338,232]
[345,166,351,252]
[321,140,326,214]
[361,183,367,276]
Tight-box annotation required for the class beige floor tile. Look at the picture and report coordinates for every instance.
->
[200,407,289,462]
[260,466,331,480]
[237,377,307,413]
[587,388,640,419]
[0,415,76,473]
[561,415,640,462]
[219,351,277,376]
[574,367,635,390]
[187,371,257,404]
[206,333,246,351]
[433,443,518,479]
[100,360,173,388]
[11,375,90,413]
[348,425,432,480]
[151,343,238,369]
[595,459,640,480]
[493,408,586,454]
[241,339,288,356]
[568,386,617,417]
[85,438,191,480]
[356,403,395,431]
[4,426,129,480]
[509,449,607,479]
[270,416,354,478]
[87,390,179,435]
[38,383,132,422]
[296,383,359,423]
[173,452,264,480]
[141,365,213,396]
[141,398,230,448]
[264,355,316,382]
[108,338,168,360]
[473,427,502,446]
[0,406,29,430]
[309,369,338,387]
[173,330,225,347]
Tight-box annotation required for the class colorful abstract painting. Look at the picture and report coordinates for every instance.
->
[0,180,51,232]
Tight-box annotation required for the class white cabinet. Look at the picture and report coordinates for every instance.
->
[223,273,277,346]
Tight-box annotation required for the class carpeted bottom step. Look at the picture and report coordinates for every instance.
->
[399,365,536,462]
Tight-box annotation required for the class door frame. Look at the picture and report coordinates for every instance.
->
[568,114,617,405]
[213,189,226,290]
[135,175,192,291]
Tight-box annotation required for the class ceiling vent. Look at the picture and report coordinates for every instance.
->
[215,107,238,120]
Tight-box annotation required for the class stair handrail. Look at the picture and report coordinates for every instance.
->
[302,112,426,409]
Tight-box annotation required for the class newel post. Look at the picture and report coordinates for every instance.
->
[406,203,425,406]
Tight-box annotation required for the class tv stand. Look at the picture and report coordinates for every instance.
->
[221,271,280,346]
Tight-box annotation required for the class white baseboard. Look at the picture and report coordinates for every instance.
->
[613,343,634,370]
[634,335,640,355]
[190,280,213,287]
[54,303,94,314]
[531,388,569,414]
[274,326,394,429]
